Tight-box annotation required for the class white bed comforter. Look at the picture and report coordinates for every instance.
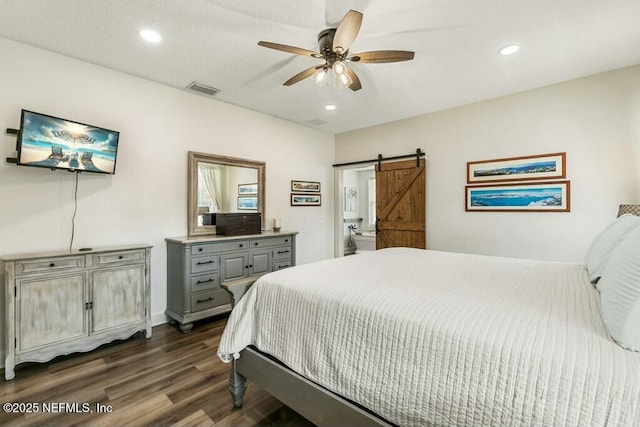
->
[217,248,640,426]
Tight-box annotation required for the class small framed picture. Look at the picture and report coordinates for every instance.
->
[291,193,321,206]
[291,180,321,193]
[237,196,258,210]
[238,183,258,195]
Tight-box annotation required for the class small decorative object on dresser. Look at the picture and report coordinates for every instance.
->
[165,231,297,332]
[1,244,152,380]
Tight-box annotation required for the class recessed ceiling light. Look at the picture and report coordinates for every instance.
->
[140,29,162,43]
[325,104,336,111]
[499,44,520,56]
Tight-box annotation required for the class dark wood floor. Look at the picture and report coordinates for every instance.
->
[0,315,315,427]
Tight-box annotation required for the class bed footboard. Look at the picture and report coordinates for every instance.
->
[232,347,393,427]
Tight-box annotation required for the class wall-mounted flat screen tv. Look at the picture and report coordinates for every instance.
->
[16,110,120,174]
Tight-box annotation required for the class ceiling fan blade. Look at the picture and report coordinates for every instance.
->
[258,41,322,58]
[283,65,324,86]
[333,10,363,54]
[344,66,362,91]
[347,50,415,63]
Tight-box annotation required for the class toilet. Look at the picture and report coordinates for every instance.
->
[352,232,376,253]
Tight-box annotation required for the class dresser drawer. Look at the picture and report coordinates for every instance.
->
[15,255,86,275]
[273,246,293,261]
[249,236,293,249]
[274,260,293,271]
[191,255,218,274]
[193,240,250,255]
[190,272,219,292]
[92,249,146,266]
[191,288,230,312]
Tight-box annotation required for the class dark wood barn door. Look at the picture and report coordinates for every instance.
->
[375,159,426,249]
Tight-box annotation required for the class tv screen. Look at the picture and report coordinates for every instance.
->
[16,110,120,174]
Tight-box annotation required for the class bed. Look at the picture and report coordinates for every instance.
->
[218,218,640,426]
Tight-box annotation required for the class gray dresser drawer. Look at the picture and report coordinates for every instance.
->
[191,254,218,274]
[273,246,293,261]
[92,249,146,266]
[274,260,293,271]
[249,236,292,249]
[194,240,249,254]
[191,288,230,312]
[16,255,86,275]
[190,272,219,292]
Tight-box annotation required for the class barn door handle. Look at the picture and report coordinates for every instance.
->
[375,217,380,233]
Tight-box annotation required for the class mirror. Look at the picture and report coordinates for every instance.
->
[188,151,265,237]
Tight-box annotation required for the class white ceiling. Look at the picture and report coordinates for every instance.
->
[1,0,639,134]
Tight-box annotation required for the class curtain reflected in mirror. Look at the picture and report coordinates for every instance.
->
[188,152,265,237]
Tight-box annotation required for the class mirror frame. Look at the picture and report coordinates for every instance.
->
[188,151,266,237]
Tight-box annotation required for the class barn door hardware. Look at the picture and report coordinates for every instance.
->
[332,148,425,169]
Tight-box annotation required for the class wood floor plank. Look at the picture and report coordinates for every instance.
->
[0,315,314,427]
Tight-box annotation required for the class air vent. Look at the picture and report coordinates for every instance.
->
[304,118,328,126]
[187,81,220,96]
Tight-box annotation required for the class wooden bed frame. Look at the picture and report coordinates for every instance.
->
[229,347,393,427]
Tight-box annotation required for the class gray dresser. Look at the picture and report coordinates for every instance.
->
[2,244,152,380]
[165,231,297,332]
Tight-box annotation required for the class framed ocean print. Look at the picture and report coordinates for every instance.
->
[238,183,258,195]
[237,196,258,210]
[465,181,570,212]
[291,180,321,193]
[467,152,566,184]
[291,193,321,206]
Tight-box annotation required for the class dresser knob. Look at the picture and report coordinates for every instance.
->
[198,248,203,252]
[239,244,243,248]
[49,263,55,268]
[118,255,123,260]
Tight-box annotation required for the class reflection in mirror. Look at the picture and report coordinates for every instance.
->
[188,152,265,237]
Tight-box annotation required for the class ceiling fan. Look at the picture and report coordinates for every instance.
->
[257,10,415,91]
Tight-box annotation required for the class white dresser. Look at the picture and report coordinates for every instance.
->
[165,231,297,332]
[2,244,152,380]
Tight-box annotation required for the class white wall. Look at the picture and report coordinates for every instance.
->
[0,37,335,359]
[336,65,640,262]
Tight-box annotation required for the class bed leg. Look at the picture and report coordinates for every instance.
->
[229,359,247,408]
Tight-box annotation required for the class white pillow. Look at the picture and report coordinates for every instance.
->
[599,225,640,351]
[584,214,640,288]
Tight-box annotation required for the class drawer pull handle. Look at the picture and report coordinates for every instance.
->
[198,248,203,252]
[49,263,55,268]
[277,264,290,270]
[277,250,290,254]
[197,297,214,303]
[239,244,244,248]
[196,278,215,284]
[196,260,214,265]
[285,239,289,242]
[254,242,259,246]
[118,255,123,260]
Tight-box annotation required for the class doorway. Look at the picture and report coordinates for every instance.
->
[334,158,426,257]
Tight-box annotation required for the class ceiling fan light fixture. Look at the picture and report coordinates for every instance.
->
[313,68,328,85]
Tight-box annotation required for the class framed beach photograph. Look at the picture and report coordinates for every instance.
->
[237,196,258,210]
[291,193,322,206]
[465,181,570,212]
[238,183,258,195]
[467,152,566,184]
[291,180,321,193]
